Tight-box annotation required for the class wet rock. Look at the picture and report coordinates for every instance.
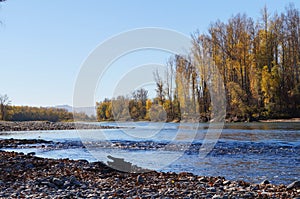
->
[261,179,270,185]
[27,152,36,156]
[287,180,300,190]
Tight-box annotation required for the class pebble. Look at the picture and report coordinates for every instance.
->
[207,187,216,192]
[0,148,298,198]
[137,175,144,184]
[223,180,231,185]
[0,121,119,132]
[212,194,221,199]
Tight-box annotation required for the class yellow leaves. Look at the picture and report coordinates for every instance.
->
[261,65,281,106]
[145,99,152,111]
[105,106,112,120]
[227,81,248,116]
[97,100,112,121]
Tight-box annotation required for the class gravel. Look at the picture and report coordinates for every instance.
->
[0,150,299,198]
[0,121,118,131]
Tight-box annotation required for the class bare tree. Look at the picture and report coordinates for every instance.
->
[0,94,11,120]
[165,58,175,119]
[153,69,164,105]
[0,0,6,24]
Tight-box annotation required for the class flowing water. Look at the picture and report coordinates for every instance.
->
[0,122,299,185]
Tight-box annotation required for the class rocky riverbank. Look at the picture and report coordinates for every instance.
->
[0,138,53,148]
[0,121,118,132]
[259,118,300,123]
[0,148,299,198]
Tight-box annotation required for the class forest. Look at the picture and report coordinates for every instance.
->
[96,4,300,122]
[0,94,93,122]
[1,105,94,122]
[6,106,74,122]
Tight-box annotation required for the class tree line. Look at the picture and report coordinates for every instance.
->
[0,94,94,122]
[97,4,300,122]
[7,106,74,122]
[193,4,300,121]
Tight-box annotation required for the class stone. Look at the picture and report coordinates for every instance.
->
[214,179,222,185]
[238,188,247,192]
[0,150,298,198]
[212,194,221,199]
[27,152,36,156]
[260,180,270,185]
[26,163,35,169]
[47,182,56,188]
[70,176,81,186]
[261,191,269,195]
[199,177,209,182]
[207,187,216,192]
[53,178,64,187]
[287,180,300,190]
[223,180,231,185]
[137,175,144,184]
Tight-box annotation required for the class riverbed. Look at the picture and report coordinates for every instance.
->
[0,122,299,185]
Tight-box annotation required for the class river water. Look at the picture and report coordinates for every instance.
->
[0,122,299,185]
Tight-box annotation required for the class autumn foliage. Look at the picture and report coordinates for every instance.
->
[97,5,300,122]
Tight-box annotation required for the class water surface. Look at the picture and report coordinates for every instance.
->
[0,122,299,185]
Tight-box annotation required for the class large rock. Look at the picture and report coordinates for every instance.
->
[260,179,270,185]
[287,180,300,190]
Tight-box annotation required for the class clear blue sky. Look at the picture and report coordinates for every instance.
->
[0,0,299,107]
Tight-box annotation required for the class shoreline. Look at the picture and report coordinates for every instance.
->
[1,119,300,132]
[0,121,119,132]
[0,150,299,198]
[258,118,300,123]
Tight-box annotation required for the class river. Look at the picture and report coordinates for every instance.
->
[0,122,299,185]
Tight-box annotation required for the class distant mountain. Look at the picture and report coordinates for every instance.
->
[55,105,96,116]
[73,106,97,117]
[55,105,73,112]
